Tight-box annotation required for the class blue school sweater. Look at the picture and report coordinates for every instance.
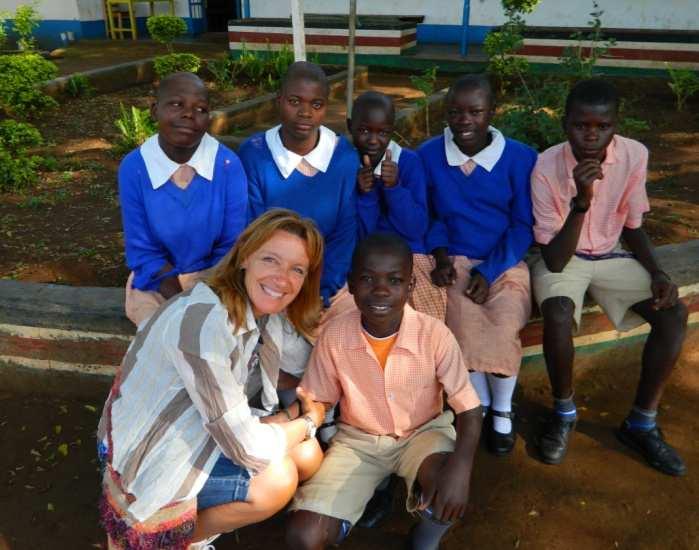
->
[238,132,358,306]
[356,148,429,254]
[417,135,537,284]
[119,145,248,291]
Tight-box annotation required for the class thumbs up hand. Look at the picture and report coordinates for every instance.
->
[357,154,375,194]
[380,148,398,188]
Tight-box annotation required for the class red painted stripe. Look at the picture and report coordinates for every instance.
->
[228,31,415,48]
[0,333,127,366]
[518,44,699,63]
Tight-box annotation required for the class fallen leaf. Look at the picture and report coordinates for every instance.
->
[30,449,41,457]
[24,484,35,490]
[54,425,62,435]
[600,412,609,417]
[57,443,69,457]
[47,502,55,512]
[84,404,97,413]
[528,509,539,517]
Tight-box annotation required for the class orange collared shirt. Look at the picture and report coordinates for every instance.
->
[300,305,480,438]
[531,135,650,255]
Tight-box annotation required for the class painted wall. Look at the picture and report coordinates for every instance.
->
[249,0,464,26]
[470,0,699,31]
[0,0,80,19]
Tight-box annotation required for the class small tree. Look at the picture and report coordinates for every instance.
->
[12,2,42,51]
[0,11,9,49]
[409,66,438,137]
[146,15,187,53]
[666,65,699,112]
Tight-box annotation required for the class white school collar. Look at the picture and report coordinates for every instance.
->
[265,125,337,179]
[140,133,219,190]
[372,140,403,176]
[444,126,505,172]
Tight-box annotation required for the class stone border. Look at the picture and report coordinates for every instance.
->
[1,239,697,398]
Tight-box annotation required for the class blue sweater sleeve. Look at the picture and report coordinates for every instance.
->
[210,152,248,265]
[356,186,381,238]
[473,145,537,284]
[382,151,429,242]
[238,139,265,224]
[419,142,450,253]
[321,163,357,306]
[119,153,171,291]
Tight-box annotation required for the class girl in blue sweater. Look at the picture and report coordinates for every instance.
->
[349,90,446,321]
[239,62,357,324]
[418,74,537,456]
[120,72,248,326]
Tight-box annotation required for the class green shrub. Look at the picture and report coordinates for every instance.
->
[146,15,187,53]
[153,53,201,79]
[65,73,94,98]
[0,119,44,191]
[265,43,294,90]
[12,2,41,51]
[0,11,9,48]
[114,103,157,154]
[207,57,236,90]
[0,53,59,117]
[409,66,438,137]
[483,4,530,94]
[666,65,699,111]
[559,2,616,80]
[229,42,296,91]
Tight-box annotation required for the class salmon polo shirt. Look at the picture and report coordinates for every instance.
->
[300,305,480,438]
[531,135,651,255]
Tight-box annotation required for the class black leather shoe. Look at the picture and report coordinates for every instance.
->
[616,422,687,476]
[357,475,396,528]
[487,410,516,456]
[539,414,576,465]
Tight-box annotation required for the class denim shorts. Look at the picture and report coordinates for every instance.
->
[197,454,251,511]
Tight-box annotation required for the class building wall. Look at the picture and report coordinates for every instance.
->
[470,0,699,31]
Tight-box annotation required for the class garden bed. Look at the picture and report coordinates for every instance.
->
[0,75,697,287]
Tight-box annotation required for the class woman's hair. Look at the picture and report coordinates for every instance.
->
[208,208,324,338]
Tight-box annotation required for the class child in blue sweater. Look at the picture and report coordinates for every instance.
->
[349,91,446,321]
[238,62,357,320]
[119,72,248,326]
[418,74,537,456]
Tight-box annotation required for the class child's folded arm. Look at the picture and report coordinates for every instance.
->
[382,152,429,241]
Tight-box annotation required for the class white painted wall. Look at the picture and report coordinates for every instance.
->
[0,0,192,22]
[250,0,464,26]
[469,0,699,31]
[0,0,80,20]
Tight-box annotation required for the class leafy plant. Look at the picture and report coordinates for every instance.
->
[559,1,616,80]
[65,73,94,98]
[146,15,187,53]
[0,119,44,192]
[207,57,236,89]
[265,43,294,90]
[0,11,9,48]
[153,53,202,79]
[409,66,438,136]
[113,103,157,154]
[12,2,41,51]
[0,53,59,117]
[666,65,699,111]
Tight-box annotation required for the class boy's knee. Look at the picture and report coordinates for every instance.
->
[286,511,333,550]
[291,438,324,481]
[655,301,688,333]
[541,296,575,328]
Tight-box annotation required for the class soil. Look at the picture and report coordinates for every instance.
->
[1,342,697,549]
[0,62,697,287]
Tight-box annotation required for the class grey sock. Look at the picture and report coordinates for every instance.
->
[410,516,452,550]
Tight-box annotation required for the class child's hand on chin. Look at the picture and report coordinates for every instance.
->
[572,159,603,208]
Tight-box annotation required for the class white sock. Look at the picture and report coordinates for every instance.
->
[487,374,517,434]
[469,371,491,413]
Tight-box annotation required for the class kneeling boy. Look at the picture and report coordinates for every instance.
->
[286,233,482,550]
[531,78,688,475]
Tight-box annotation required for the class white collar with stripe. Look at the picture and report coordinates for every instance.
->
[444,126,505,172]
[265,125,337,179]
[140,133,219,190]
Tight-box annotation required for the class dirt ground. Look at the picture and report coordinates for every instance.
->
[0,338,697,550]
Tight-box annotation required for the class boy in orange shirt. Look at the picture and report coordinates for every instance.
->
[285,233,482,549]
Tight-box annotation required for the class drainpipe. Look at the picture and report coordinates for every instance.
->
[346,0,357,118]
[290,0,307,61]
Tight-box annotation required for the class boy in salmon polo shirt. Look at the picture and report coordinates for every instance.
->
[530,78,688,475]
[285,233,482,550]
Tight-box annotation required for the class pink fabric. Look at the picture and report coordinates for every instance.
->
[409,253,447,322]
[460,159,477,176]
[295,158,320,177]
[170,164,196,189]
[531,135,650,255]
[301,305,480,438]
[446,257,531,376]
[124,270,209,327]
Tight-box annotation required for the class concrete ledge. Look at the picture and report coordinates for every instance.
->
[1,240,698,397]
[44,58,157,97]
[208,65,369,137]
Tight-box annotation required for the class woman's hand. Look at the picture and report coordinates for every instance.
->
[297,387,326,428]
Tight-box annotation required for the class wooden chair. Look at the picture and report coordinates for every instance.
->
[104,0,176,40]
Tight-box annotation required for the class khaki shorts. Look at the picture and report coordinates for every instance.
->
[530,251,652,332]
[290,411,456,525]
